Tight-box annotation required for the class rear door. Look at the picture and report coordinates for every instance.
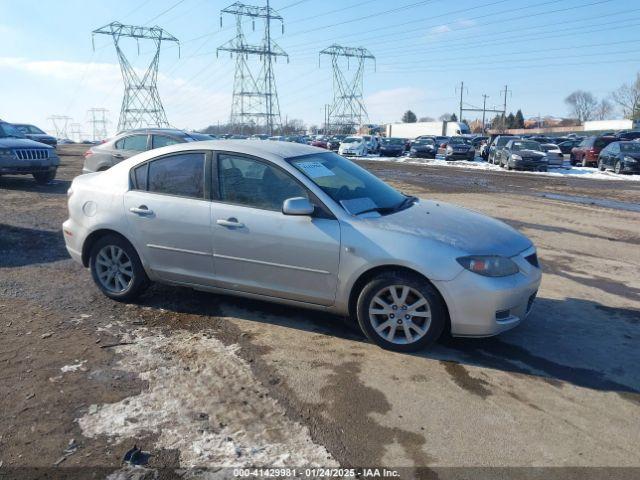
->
[112,134,149,165]
[210,153,341,306]
[124,151,214,284]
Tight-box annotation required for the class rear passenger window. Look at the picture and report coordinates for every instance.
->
[116,134,148,151]
[147,153,205,199]
[152,135,181,149]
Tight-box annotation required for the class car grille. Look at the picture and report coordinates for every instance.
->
[525,253,539,268]
[14,148,50,160]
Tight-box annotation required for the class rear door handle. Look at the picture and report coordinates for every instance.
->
[216,218,244,228]
[129,205,153,216]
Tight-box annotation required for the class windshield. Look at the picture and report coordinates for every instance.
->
[342,137,361,143]
[15,124,45,134]
[448,137,466,144]
[382,138,404,145]
[595,137,615,148]
[540,144,559,152]
[289,152,406,215]
[620,142,640,152]
[0,123,26,138]
[511,141,541,151]
[414,139,434,146]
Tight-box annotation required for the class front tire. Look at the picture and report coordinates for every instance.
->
[89,234,149,301]
[33,169,57,185]
[615,161,623,174]
[598,160,605,171]
[356,272,446,352]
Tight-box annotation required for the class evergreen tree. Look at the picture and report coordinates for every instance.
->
[515,109,525,128]
[401,110,417,123]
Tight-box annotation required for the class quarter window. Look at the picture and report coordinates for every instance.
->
[218,154,308,211]
[116,134,148,151]
[147,153,205,199]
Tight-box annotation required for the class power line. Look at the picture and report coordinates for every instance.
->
[144,0,187,26]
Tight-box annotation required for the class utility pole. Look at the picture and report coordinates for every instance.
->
[458,81,464,122]
[501,84,511,130]
[92,22,179,131]
[481,94,489,134]
[319,44,375,135]
[218,1,288,136]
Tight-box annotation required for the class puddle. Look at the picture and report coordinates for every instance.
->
[538,193,640,213]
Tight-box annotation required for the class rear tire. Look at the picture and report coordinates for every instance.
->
[598,160,605,171]
[356,271,446,352]
[33,169,56,185]
[89,234,149,301]
[615,161,623,174]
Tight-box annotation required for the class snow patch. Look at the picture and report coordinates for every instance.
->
[78,328,336,468]
[61,361,86,373]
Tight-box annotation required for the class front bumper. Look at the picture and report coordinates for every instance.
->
[409,149,435,158]
[0,158,59,174]
[620,162,640,173]
[445,151,475,161]
[510,160,548,171]
[435,246,542,337]
[380,149,403,156]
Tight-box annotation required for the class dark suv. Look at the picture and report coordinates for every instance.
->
[82,128,212,173]
[12,123,57,147]
[570,136,616,167]
[0,121,60,184]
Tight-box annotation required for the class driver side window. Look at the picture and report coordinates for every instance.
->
[218,154,308,211]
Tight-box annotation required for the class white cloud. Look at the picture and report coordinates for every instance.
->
[365,87,426,123]
[425,19,477,41]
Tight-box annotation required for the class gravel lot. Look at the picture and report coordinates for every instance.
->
[1,145,639,477]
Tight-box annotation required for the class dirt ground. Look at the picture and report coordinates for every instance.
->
[1,145,639,478]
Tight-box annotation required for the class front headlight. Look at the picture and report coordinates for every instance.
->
[0,148,13,156]
[457,255,519,277]
[624,156,637,163]
[511,154,522,161]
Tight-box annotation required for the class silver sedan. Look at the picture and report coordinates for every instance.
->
[63,141,541,352]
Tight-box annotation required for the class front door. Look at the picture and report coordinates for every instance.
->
[211,153,341,306]
[124,151,214,284]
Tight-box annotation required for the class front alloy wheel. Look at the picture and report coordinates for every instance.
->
[615,161,622,174]
[356,272,445,352]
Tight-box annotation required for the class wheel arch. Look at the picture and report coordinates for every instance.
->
[81,228,137,267]
[347,264,451,334]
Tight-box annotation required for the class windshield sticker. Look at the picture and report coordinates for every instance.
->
[296,161,335,178]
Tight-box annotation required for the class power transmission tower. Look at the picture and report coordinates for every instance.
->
[92,22,179,132]
[48,115,72,139]
[69,123,83,142]
[87,108,110,141]
[319,44,375,135]
[218,0,288,135]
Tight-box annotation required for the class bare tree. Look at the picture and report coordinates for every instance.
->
[564,90,597,124]
[612,73,640,120]
[418,116,435,122]
[595,98,614,120]
[439,113,455,121]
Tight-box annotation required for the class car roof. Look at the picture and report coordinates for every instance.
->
[115,128,190,136]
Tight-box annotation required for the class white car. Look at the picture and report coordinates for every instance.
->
[540,143,564,168]
[338,136,367,156]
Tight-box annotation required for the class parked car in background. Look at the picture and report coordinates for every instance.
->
[338,136,367,156]
[0,121,60,184]
[539,143,564,168]
[379,137,406,157]
[311,135,329,149]
[499,139,548,171]
[409,138,437,158]
[82,128,211,173]
[362,135,379,154]
[616,130,640,141]
[12,123,58,147]
[598,141,640,174]
[63,140,540,352]
[488,135,517,164]
[437,136,475,161]
[327,135,347,151]
[570,136,616,167]
[268,136,286,141]
[557,139,580,155]
[470,136,488,151]
[250,134,270,140]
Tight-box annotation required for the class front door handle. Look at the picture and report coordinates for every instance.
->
[216,218,244,228]
[113,153,124,159]
[129,205,153,216]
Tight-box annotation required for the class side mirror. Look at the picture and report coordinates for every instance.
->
[282,197,314,216]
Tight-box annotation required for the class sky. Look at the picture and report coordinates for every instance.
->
[1,0,639,137]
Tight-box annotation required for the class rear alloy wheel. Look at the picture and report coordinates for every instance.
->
[356,272,445,352]
[90,234,149,301]
[33,169,57,185]
[615,161,623,174]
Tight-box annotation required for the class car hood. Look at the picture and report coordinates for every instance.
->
[517,149,546,158]
[0,137,55,149]
[622,152,640,159]
[362,200,532,257]
[27,133,56,140]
